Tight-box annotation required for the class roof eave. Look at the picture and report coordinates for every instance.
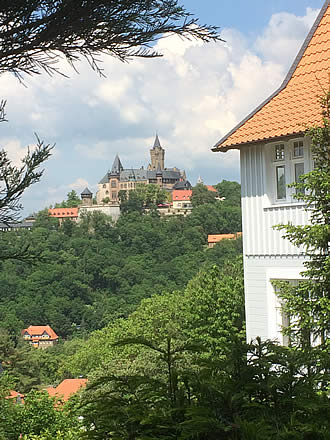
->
[212,131,306,152]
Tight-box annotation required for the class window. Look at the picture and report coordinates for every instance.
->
[276,165,286,200]
[294,162,305,195]
[103,184,106,188]
[293,140,304,158]
[268,138,312,204]
[281,311,290,347]
[111,192,116,199]
[292,140,305,196]
[111,180,117,188]
[275,144,285,161]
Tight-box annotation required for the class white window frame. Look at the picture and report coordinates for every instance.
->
[270,142,287,203]
[289,138,305,198]
[267,137,312,205]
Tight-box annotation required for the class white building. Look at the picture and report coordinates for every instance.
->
[212,2,329,343]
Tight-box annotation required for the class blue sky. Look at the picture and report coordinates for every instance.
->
[0,0,325,216]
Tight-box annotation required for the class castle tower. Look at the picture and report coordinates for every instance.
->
[109,154,123,202]
[150,134,165,170]
[81,187,93,206]
[110,154,123,176]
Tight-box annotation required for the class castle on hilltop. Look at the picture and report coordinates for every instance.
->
[96,135,186,204]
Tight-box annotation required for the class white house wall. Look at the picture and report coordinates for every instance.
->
[240,142,311,341]
[240,143,311,257]
[244,256,306,342]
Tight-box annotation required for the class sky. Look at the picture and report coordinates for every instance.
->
[0,0,325,216]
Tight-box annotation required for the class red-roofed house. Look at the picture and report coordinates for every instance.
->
[212,2,329,344]
[172,189,192,209]
[22,325,59,349]
[48,207,79,224]
[208,233,242,248]
[47,378,87,401]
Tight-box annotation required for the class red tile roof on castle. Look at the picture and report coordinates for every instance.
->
[47,379,87,401]
[22,325,58,340]
[48,208,78,218]
[213,1,330,151]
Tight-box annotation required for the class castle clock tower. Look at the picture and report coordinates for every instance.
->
[149,134,165,170]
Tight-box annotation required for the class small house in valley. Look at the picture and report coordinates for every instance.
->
[22,325,59,349]
[208,233,242,248]
[47,378,87,401]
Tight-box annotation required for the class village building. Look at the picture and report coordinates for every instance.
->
[48,207,79,224]
[96,135,186,204]
[47,378,87,401]
[22,325,59,349]
[172,189,192,210]
[207,233,242,249]
[212,1,329,344]
[0,217,35,232]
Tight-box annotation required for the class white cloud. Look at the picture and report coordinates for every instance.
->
[0,138,40,167]
[69,178,89,191]
[45,177,90,207]
[254,8,319,66]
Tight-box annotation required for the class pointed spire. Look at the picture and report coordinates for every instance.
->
[110,154,123,175]
[197,175,204,185]
[81,187,92,197]
[153,133,162,149]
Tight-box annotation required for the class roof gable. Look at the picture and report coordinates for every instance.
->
[22,325,58,340]
[213,1,330,151]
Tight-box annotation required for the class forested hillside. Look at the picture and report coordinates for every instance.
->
[0,181,242,339]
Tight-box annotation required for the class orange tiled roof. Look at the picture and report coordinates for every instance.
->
[172,189,192,201]
[213,1,330,151]
[48,208,79,218]
[47,379,87,401]
[208,233,242,243]
[46,387,57,397]
[22,325,58,340]
[206,185,217,192]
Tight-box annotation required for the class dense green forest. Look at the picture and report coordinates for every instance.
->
[0,176,328,440]
[0,181,242,339]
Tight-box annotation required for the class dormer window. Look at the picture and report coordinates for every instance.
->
[275,144,285,161]
[293,140,304,158]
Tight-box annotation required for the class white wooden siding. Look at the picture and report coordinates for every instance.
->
[240,141,312,341]
[244,256,306,341]
[240,144,310,257]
